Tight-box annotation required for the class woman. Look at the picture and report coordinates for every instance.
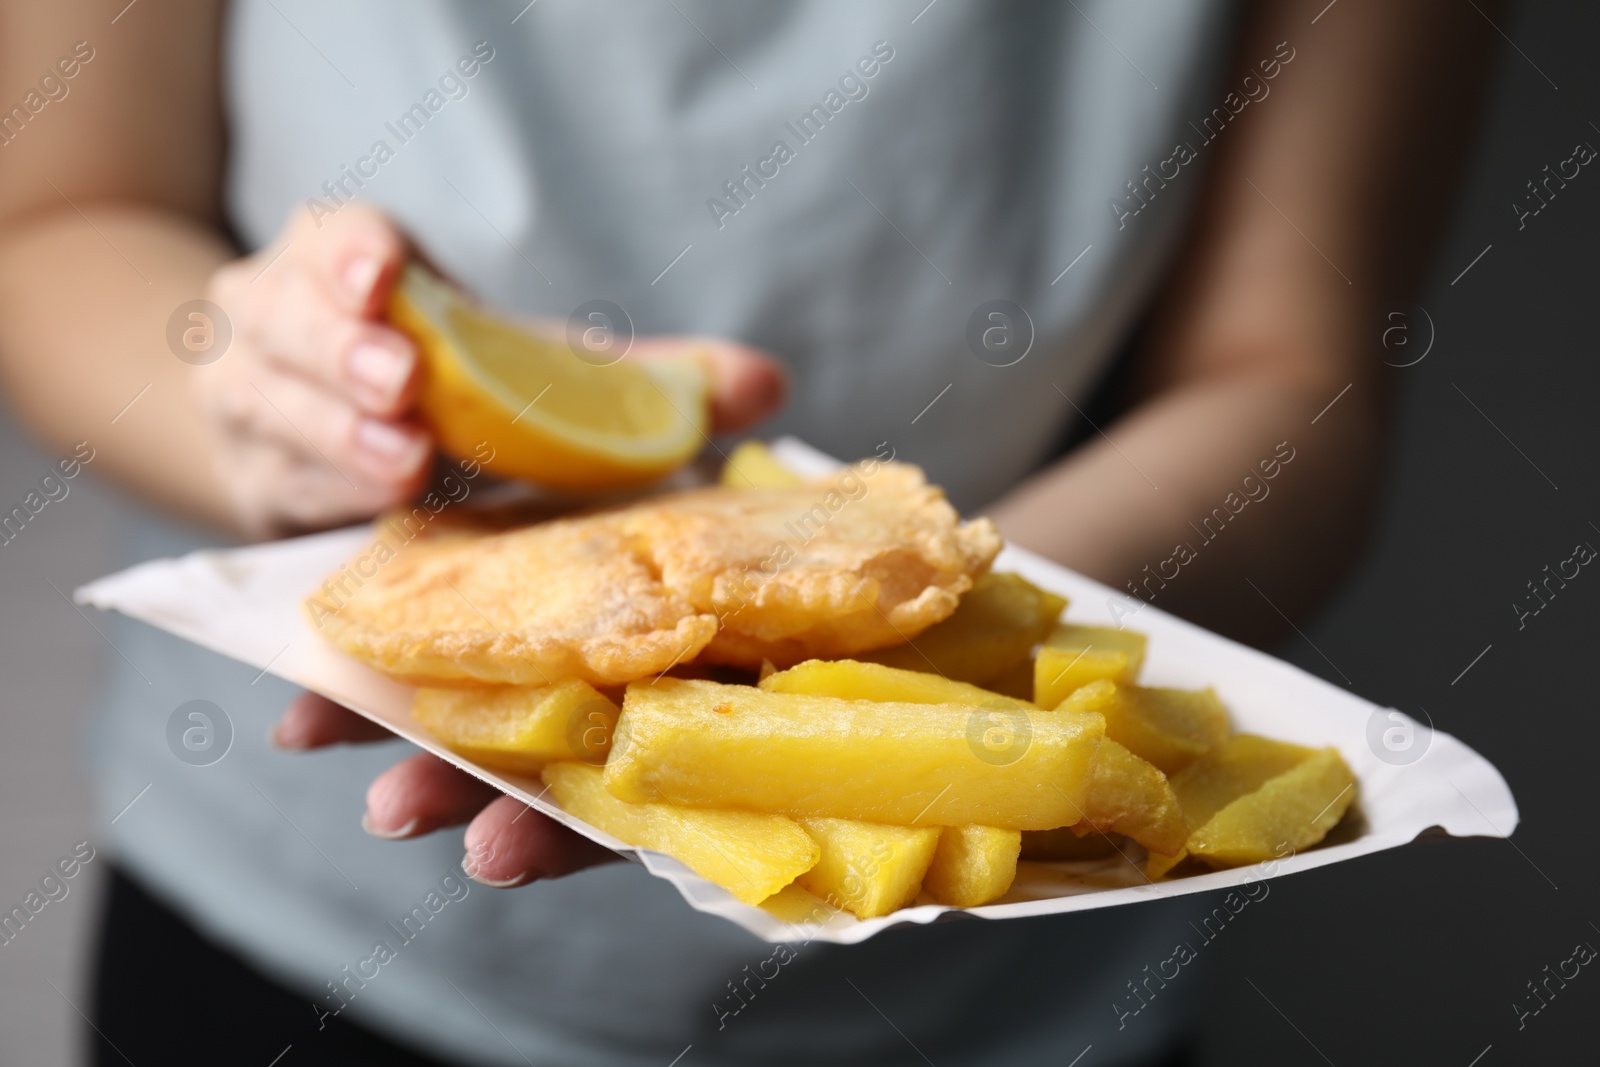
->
[0,1,1494,1063]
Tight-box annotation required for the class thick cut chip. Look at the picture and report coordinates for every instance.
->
[759,882,836,922]
[1037,590,1070,631]
[760,659,1037,709]
[540,762,817,906]
[1074,739,1188,856]
[413,680,619,774]
[1149,735,1356,876]
[923,826,1022,908]
[720,441,805,488]
[866,572,1065,683]
[1033,624,1149,708]
[1187,747,1357,868]
[795,818,941,919]
[606,679,1104,830]
[1145,848,1187,881]
[1059,680,1228,774]
[308,460,999,684]
[1168,734,1314,829]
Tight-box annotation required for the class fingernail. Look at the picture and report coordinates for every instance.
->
[362,813,420,840]
[759,364,788,407]
[462,851,532,888]
[270,722,304,750]
[347,343,411,400]
[344,255,381,302]
[356,419,425,466]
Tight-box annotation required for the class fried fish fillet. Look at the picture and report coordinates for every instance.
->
[307,461,1000,686]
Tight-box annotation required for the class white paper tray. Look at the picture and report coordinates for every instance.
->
[75,439,1517,943]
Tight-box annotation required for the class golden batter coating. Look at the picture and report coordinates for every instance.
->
[307,460,1000,686]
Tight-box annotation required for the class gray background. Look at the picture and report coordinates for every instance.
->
[0,2,1593,1063]
[1195,2,1599,1062]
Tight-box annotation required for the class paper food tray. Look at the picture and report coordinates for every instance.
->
[75,438,1517,944]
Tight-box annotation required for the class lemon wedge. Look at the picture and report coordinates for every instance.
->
[388,264,709,489]
[718,439,805,488]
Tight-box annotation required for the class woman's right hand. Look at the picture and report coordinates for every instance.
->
[195,204,433,537]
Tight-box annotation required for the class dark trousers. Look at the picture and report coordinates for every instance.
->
[91,866,455,1066]
[92,865,1199,1067]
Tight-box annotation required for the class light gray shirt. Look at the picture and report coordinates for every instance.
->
[92,2,1241,1063]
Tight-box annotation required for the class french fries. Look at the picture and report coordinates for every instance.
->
[719,440,805,489]
[605,679,1105,830]
[540,762,818,906]
[412,680,619,774]
[760,658,1037,708]
[796,818,941,919]
[1074,739,1188,857]
[1189,749,1355,865]
[403,555,1360,918]
[924,826,1022,908]
[865,572,1064,683]
[1057,680,1229,774]
[1033,624,1148,708]
[1148,735,1357,877]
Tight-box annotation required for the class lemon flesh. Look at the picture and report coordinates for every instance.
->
[389,265,709,489]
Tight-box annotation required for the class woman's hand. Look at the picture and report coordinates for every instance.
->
[195,204,430,537]
[275,693,621,886]
[274,321,787,884]
[257,201,788,885]
[197,203,790,538]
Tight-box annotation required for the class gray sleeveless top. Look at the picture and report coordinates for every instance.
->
[90,2,1241,1063]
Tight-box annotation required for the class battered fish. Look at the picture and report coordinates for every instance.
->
[307,460,1000,686]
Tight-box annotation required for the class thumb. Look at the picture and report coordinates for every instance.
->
[630,337,788,434]
[290,200,409,319]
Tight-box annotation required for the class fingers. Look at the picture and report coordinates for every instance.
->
[631,336,789,433]
[282,690,620,887]
[239,451,426,533]
[343,331,420,417]
[264,271,417,417]
[273,692,395,749]
[217,253,421,419]
[462,796,620,888]
[340,733,617,887]
[196,202,437,534]
[237,369,430,485]
[698,340,789,433]
[280,697,615,889]
[363,752,501,839]
[288,200,409,319]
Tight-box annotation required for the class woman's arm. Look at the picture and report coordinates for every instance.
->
[0,1,456,537]
[0,3,780,537]
[988,0,1501,645]
[0,1,783,890]
[0,0,234,525]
